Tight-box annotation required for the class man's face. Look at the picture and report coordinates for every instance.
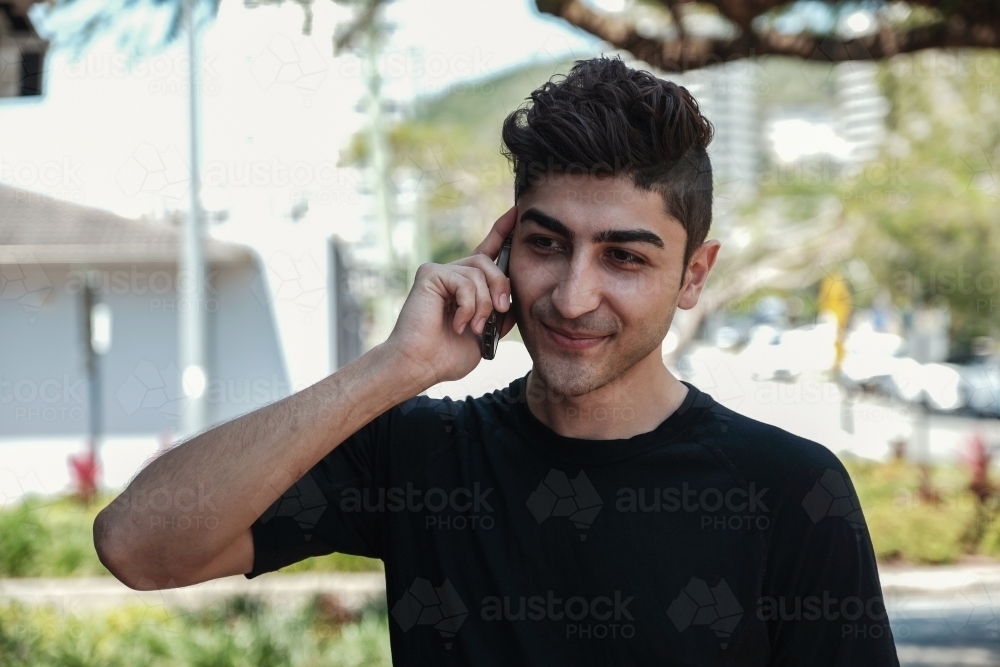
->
[509,173,711,398]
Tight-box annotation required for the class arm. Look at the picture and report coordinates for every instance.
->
[763,454,900,666]
[94,342,429,590]
[94,205,518,591]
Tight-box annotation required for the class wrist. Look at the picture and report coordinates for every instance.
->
[372,341,439,397]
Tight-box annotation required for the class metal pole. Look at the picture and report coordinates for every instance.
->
[180,0,207,437]
[364,12,398,347]
[328,236,339,374]
[83,268,101,466]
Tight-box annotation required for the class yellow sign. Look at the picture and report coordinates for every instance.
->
[818,273,852,369]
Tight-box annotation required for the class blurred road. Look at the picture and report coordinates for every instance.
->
[890,596,999,666]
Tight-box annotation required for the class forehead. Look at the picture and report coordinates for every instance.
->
[518,173,685,244]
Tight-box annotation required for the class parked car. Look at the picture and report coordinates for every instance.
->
[956,358,1000,417]
[742,322,837,382]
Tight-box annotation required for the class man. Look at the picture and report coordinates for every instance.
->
[95,56,900,666]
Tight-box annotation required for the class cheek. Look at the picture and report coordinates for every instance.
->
[603,272,659,301]
[510,257,556,303]
[605,282,670,326]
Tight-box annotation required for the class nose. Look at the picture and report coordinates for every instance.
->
[550,251,602,320]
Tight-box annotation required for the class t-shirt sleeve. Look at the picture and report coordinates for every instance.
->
[761,447,900,666]
[244,402,396,579]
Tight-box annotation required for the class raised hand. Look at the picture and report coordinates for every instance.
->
[385,205,519,389]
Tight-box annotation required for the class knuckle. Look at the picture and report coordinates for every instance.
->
[469,252,493,271]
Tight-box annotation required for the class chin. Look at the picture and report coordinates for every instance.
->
[534,336,671,403]
[529,348,621,398]
[537,365,598,398]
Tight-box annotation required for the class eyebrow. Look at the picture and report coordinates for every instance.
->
[519,207,665,249]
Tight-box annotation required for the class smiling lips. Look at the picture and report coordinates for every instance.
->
[542,323,610,351]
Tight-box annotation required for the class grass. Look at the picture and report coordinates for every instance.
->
[0,594,391,667]
[0,491,381,579]
[0,492,110,578]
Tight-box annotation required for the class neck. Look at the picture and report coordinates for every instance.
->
[525,350,689,440]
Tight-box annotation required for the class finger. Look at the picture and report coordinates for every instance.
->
[447,273,478,335]
[422,264,484,336]
[450,253,511,314]
[471,205,517,261]
[449,265,494,335]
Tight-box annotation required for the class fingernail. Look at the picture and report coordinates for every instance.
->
[475,317,485,333]
[500,293,509,310]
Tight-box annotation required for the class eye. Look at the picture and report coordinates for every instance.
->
[529,236,565,251]
[608,249,645,266]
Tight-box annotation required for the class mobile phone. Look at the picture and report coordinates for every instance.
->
[481,233,513,360]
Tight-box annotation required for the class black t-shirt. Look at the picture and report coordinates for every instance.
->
[247,372,900,667]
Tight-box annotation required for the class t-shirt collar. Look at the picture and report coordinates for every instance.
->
[502,370,710,465]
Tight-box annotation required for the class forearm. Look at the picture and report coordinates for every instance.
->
[94,341,427,586]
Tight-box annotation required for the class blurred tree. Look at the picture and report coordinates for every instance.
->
[851,50,1000,355]
[31,0,385,56]
[740,49,1000,356]
[340,58,583,265]
[538,0,1000,72]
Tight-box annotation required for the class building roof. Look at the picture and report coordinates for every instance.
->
[0,183,254,265]
[0,0,41,34]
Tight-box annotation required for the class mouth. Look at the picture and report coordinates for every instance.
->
[541,323,610,351]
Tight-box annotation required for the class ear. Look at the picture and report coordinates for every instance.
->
[677,240,721,310]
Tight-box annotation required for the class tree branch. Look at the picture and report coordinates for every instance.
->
[333,0,385,54]
[538,0,1000,72]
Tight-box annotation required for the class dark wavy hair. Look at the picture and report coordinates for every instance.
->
[500,55,714,278]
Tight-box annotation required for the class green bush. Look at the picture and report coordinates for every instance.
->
[842,456,995,564]
[0,506,49,577]
[0,595,391,667]
[0,493,109,578]
[0,491,380,578]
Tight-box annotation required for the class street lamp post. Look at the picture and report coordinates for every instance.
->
[179,0,207,438]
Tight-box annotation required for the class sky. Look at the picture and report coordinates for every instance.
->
[0,0,606,498]
[1,0,602,222]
